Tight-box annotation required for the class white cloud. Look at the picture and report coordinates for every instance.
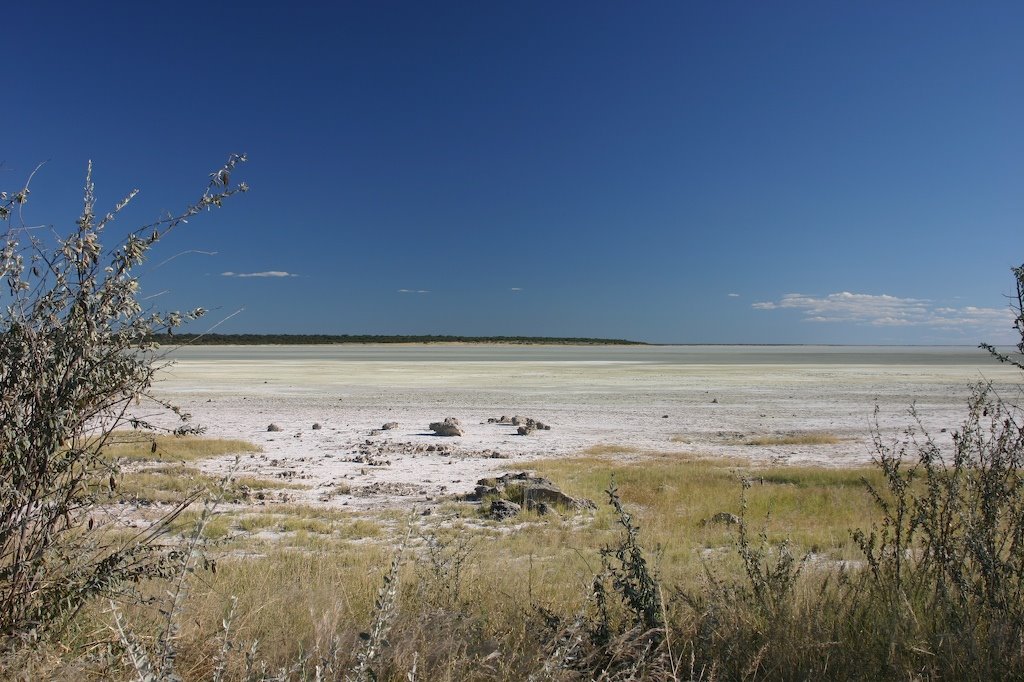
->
[222,271,297,278]
[510,287,523,292]
[398,289,429,294]
[752,291,1013,331]
[727,293,740,297]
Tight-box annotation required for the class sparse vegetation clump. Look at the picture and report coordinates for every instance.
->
[743,432,841,446]
[102,433,261,463]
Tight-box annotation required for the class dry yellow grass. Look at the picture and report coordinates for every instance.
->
[28,451,899,680]
[101,436,299,510]
[137,454,884,676]
[103,432,261,462]
[581,443,643,456]
[114,466,307,505]
[742,432,841,446]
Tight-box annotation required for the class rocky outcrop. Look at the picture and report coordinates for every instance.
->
[517,418,549,435]
[469,472,595,520]
[429,417,464,437]
[381,422,399,430]
[267,423,283,432]
[487,415,551,433]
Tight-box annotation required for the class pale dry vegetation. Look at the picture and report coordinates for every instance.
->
[10,385,1024,680]
[103,433,262,463]
[742,432,841,446]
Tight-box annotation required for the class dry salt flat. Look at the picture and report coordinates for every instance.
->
[148,344,1019,510]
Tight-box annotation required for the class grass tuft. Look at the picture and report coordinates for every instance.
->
[103,433,261,462]
[743,432,841,446]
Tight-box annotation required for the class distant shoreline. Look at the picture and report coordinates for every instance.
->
[147,333,647,346]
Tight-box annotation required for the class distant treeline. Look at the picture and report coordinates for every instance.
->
[145,333,647,346]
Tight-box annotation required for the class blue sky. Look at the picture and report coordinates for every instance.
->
[5,2,1022,344]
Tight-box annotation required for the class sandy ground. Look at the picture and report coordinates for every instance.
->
[144,345,1019,510]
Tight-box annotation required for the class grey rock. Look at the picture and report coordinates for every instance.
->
[267,423,283,432]
[468,472,596,513]
[381,422,399,430]
[520,482,596,511]
[312,423,322,430]
[429,417,464,437]
[488,499,522,521]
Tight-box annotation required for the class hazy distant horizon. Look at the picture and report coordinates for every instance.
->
[163,332,1000,348]
[164,343,1012,370]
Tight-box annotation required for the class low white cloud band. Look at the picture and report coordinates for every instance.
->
[753,292,1013,330]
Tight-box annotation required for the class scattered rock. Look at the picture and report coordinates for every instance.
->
[711,398,719,404]
[429,417,464,437]
[662,414,669,418]
[267,423,283,432]
[381,422,399,430]
[488,499,522,521]
[514,418,550,435]
[344,453,390,466]
[488,415,547,428]
[351,481,424,497]
[312,423,322,430]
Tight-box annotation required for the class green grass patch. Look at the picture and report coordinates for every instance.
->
[520,455,883,568]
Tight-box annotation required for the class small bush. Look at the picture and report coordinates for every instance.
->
[0,157,246,641]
